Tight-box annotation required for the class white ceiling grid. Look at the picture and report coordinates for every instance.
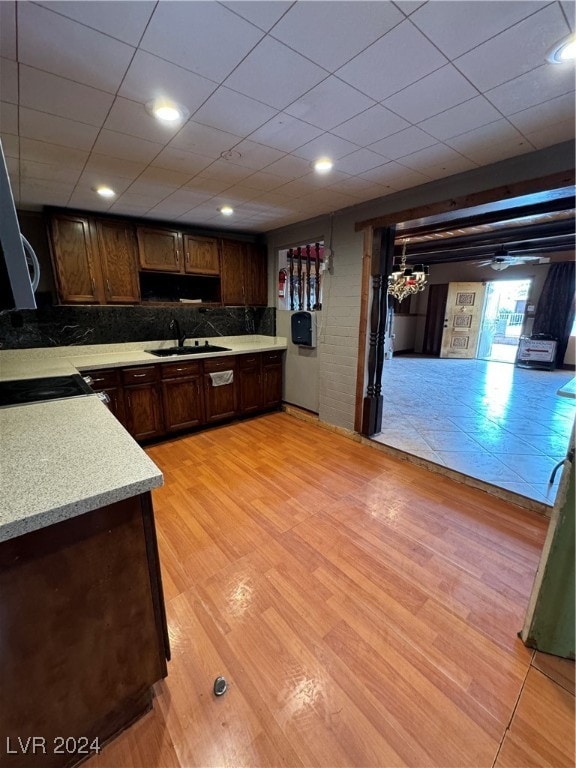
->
[0,0,574,232]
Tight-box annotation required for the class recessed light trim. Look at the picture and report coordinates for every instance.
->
[547,34,576,63]
[95,186,115,198]
[313,157,333,174]
[145,98,189,123]
[219,206,234,216]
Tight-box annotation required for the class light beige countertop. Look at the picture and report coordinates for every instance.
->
[0,335,286,543]
[0,396,163,543]
[0,335,287,380]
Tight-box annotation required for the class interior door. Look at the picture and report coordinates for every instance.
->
[440,282,486,358]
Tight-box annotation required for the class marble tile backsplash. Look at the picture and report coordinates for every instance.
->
[0,305,275,349]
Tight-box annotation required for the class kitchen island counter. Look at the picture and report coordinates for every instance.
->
[0,395,162,543]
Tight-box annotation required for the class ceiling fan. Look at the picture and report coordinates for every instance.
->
[476,248,550,271]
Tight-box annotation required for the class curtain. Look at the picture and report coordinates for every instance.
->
[532,262,576,366]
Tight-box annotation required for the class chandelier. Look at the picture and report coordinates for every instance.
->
[387,239,429,303]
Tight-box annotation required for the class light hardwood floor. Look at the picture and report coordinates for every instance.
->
[88,412,574,768]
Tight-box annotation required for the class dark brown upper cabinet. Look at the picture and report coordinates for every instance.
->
[220,239,267,306]
[183,235,220,275]
[49,214,102,304]
[137,227,182,273]
[93,219,141,304]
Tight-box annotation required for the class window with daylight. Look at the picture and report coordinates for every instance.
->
[278,242,325,312]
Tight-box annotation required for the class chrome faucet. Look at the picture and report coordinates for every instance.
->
[169,318,186,347]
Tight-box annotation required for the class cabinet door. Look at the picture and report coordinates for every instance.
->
[238,364,261,414]
[125,385,164,440]
[204,375,236,423]
[49,214,102,304]
[244,243,268,306]
[261,352,283,409]
[94,220,141,304]
[161,376,204,432]
[220,240,246,305]
[137,227,182,272]
[183,235,220,275]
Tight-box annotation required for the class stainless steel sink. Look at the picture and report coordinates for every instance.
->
[149,345,231,357]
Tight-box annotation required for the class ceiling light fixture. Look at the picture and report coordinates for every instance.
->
[313,157,333,174]
[387,239,429,304]
[95,186,115,198]
[547,34,576,63]
[219,206,234,216]
[146,98,189,123]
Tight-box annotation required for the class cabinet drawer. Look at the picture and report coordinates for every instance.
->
[203,356,236,373]
[82,368,120,389]
[262,351,284,365]
[122,366,158,385]
[238,354,260,369]
[161,361,202,379]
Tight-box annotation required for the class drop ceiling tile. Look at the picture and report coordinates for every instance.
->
[410,1,548,59]
[19,66,114,127]
[263,154,313,178]
[302,169,354,189]
[137,167,193,188]
[67,192,114,211]
[5,155,19,178]
[336,20,447,101]
[445,119,530,158]
[19,107,99,151]
[20,178,74,205]
[213,186,259,203]
[417,97,501,140]
[0,102,17,134]
[192,87,277,136]
[169,121,243,160]
[270,1,404,71]
[235,171,286,191]
[184,175,232,195]
[84,153,148,180]
[18,3,134,93]
[331,104,410,145]
[141,2,263,83]
[450,138,535,167]
[525,119,576,149]
[330,175,389,199]
[454,4,571,91]
[124,180,179,202]
[369,126,438,159]
[395,143,470,171]
[259,180,310,200]
[118,50,217,115]
[336,148,391,175]
[19,137,89,168]
[196,159,255,183]
[294,133,360,162]
[410,156,478,180]
[92,129,164,164]
[104,97,182,143]
[394,2,426,14]
[1,58,18,104]
[507,92,576,134]
[108,201,152,216]
[249,114,323,153]
[382,65,478,124]
[114,190,162,206]
[0,2,16,59]
[225,139,285,170]
[359,161,430,189]
[223,37,327,110]
[73,171,134,197]
[285,76,376,131]
[151,147,214,176]
[221,1,292,32]
[562,1,575,30]
[21,159,82,184]
[485,63,576,115]
[1,132,19,158]
[294,189,358,211]
[147,191,213,218]
[36,1,156,46]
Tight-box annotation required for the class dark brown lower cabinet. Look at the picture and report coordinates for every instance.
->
[238,354,262,414]
[122,366,163,441]
[0,492,169,768]
[160,361,204,432]
[83,368,126,425]
[204,356,237,423]
[261,351,283,408]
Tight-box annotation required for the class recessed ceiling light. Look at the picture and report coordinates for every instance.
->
[547,34,576,63]
[95,186,115,198]
[145,98,189,123]
[219,206,234,216]
[313,157,333,174]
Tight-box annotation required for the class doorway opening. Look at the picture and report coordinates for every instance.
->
[477,279,531,363]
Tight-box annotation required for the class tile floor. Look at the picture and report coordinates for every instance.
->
[371,356,576,507]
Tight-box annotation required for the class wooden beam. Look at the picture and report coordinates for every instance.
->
[354,227,373,433]
[355,171,576,232]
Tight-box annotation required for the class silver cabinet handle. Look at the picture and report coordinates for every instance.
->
[83,376,93,385]
[97,392,110,405]
[133,373,147,378]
